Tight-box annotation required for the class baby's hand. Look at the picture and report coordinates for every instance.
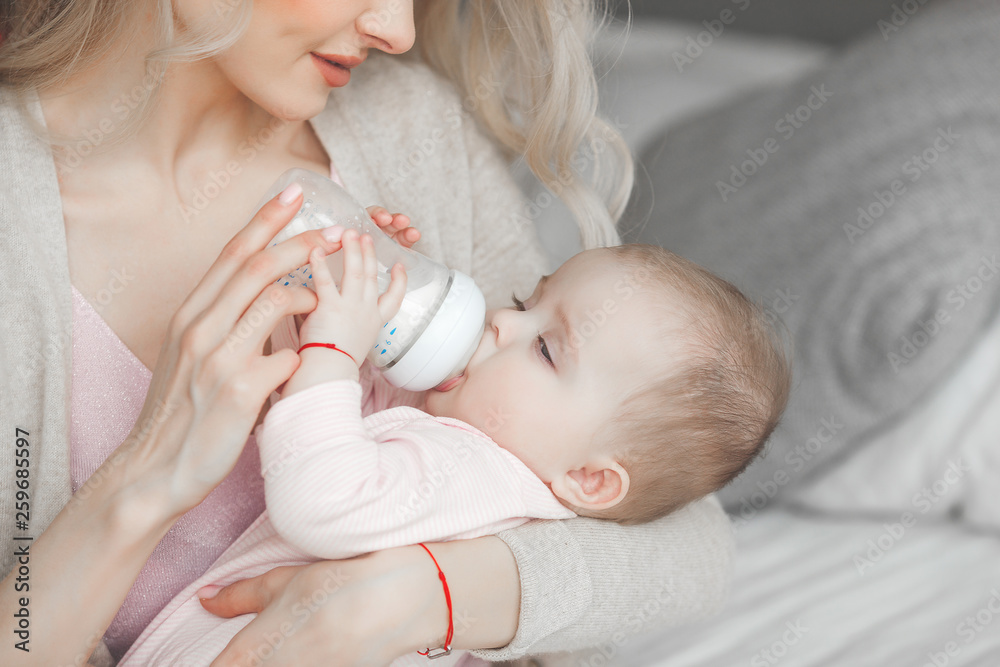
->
[297,229,407,366]
[289,208,416,334]
[367,206,420,248]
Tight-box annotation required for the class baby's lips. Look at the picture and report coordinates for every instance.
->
[433,373,464,392]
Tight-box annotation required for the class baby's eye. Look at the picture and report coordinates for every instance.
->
[511,293,526,311]
[537,335,554,366]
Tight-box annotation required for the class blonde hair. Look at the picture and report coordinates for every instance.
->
[582,245,792,525]
[0,0,633,248]
[0,0,252,153]
[417,0,633,248]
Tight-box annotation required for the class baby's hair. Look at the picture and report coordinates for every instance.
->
[583,244,792,525]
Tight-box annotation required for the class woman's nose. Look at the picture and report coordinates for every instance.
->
[358,0,415,55]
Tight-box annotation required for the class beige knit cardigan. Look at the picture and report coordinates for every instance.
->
[0,53,733,665]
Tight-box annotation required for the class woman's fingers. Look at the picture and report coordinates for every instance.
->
[201,229,339,341]
[199,567,299,619]
[204,549,451,667]
[171,185,305,329]
[191,284,315,426]
[183,350,300,493]
[208,563,356,667]
[378,263,408,323]
[224,285,317,359]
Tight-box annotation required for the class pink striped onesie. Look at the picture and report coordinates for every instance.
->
[119,315,575,666]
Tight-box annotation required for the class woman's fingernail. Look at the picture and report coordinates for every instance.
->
[278,183,302,206]
[321,225,344,243]
[197,585,223,600]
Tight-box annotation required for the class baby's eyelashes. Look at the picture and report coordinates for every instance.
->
[537,335,554,366]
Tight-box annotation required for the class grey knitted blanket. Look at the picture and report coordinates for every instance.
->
[627,0,1000,510]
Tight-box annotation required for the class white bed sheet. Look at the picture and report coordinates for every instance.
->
[619,508,1000,667]
[531,508,1000,667]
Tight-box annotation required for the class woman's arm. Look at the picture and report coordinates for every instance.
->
[0,449,180,665]
[0,188,337,665]
[472,497,735,659]
[200,500,733,665]
[201,536,523,666]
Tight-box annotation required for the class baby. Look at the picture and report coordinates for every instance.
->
[119,230,791,666]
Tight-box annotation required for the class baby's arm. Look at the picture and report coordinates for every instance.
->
[261,230,565,557]
[258,381,571,559]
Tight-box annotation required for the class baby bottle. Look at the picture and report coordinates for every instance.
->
[258,168,485,392]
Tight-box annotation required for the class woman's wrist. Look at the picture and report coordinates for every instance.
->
[2,454,179,663]
[423,536,521,651]
[73,422,195,532]
[77,451,182,542]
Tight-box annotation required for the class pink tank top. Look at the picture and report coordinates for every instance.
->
[69,164,343,660]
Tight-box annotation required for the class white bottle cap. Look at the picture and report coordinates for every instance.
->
[381,270,486,391]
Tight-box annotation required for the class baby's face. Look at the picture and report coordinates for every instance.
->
[425,249,681,489]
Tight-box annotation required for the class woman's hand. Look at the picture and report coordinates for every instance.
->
[200,537,523,666]
[2,184,348,666]
[94,183,344,518]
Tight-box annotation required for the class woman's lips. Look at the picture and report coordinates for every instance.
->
[310,53,354,87]
[433,374,464,392]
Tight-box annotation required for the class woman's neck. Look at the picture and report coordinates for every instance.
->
[38,32,304,183]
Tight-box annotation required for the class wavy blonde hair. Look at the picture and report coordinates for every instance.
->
[0,0,632,247]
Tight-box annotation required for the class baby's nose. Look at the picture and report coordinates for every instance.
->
[487,308,513,347]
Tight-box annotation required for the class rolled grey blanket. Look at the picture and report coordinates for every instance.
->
[626,0,1000,511]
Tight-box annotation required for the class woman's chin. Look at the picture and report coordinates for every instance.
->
[247,75,330,122]
[262,93,327,123]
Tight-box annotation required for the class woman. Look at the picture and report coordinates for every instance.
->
[0,1,733,664]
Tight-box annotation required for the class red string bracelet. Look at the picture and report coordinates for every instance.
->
[415,543,454,659]
[296,342,357,365]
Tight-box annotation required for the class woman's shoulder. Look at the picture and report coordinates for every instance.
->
[0,87,42,160]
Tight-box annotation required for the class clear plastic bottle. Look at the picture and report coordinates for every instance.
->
[259,168,485,391]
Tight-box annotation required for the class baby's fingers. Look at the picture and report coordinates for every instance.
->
[367,206,392,229]
[340,229,365,298]
[366,205,419,248]
[394,223,420,249]
[308,247,338,301]
[378,263,408,323]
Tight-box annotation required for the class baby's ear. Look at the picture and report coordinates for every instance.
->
[550,460,629,512]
